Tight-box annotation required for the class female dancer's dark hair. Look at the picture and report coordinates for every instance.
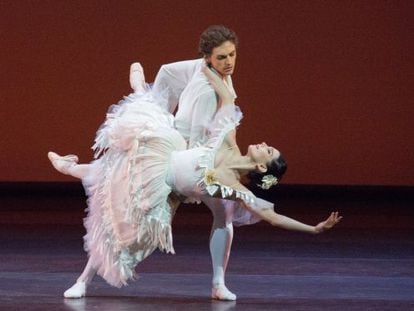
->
[247,154,287,190]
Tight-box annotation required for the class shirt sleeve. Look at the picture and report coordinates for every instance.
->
[152,59,203,113]
[188,91,218,148]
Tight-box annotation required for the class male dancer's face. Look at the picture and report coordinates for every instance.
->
[206,41,237,77]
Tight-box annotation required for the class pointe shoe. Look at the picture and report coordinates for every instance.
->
[211,285,237,301]
[63,281,86,298]
[130,62,146,93]
[47,151,78,175]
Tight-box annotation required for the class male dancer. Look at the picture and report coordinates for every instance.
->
[151,25,239,301]
[54,25,239,300]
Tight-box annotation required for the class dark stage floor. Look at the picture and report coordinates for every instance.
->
[0,185,413,310]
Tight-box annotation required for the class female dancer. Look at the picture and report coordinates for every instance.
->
[48,64,341,300]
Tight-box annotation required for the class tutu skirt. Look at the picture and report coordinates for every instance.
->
[82,90,186,287]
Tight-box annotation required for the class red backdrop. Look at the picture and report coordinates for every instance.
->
[1,0,413,185]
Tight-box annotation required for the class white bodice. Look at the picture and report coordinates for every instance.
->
[167,147,212,199]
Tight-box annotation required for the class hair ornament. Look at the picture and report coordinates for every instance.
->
[258,174,279,190]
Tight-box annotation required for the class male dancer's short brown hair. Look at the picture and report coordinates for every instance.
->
[198,25,238,57]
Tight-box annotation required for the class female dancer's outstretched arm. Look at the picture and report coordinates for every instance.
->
[239,197,342,234]
[205,183,342,234]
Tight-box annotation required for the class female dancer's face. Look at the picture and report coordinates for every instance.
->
[247,143,280,170]
[206,41,237,77]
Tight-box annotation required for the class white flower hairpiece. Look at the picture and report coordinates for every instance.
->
[258,174,279,190]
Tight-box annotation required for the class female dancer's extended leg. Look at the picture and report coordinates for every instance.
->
[63,258,96,298]
[48,152,91,179]
[48,152,97,298]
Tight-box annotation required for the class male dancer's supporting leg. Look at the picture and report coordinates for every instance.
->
[203,197,236,300]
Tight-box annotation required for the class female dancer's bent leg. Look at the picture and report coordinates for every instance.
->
[63,258,96,298]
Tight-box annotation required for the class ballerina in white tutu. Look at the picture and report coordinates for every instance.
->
[49,62,342,300]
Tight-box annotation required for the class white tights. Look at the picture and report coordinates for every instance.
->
[67,163,90,179]
[203,197,235,288]
[64,162,96,284]
[76,257,96,284]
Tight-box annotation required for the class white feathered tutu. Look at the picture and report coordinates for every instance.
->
[82,88,186,287]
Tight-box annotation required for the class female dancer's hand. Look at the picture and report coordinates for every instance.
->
[314,212,342,233]
[202,64,235,104]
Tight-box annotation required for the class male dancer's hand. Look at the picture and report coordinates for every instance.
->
[202,63,235,105]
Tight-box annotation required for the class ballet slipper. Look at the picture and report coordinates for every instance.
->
[211,285,237,301]
[63,281,86,298]
[130,62,146,92]
[47,151,78,175]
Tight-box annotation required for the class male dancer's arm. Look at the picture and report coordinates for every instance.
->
[187,90,218,148]
[186,75,237,148]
